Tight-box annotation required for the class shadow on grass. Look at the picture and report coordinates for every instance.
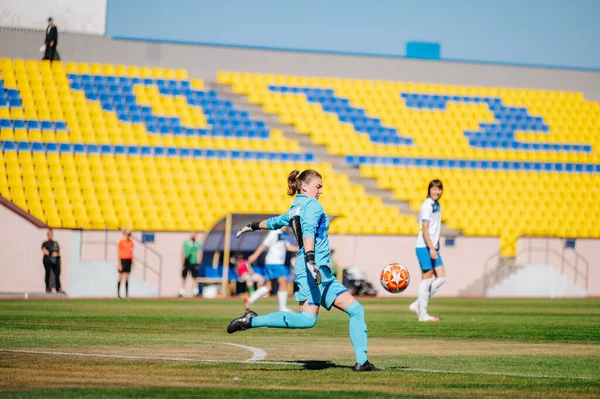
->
[291,360,349,370]
[290,360,411,371]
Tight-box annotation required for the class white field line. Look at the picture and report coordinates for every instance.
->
[0,348,301,366]
[401,367,592,380]
[0,348,592,380]
[150,338,267,363]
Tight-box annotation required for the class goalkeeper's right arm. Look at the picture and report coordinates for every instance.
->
[236,212,290,238]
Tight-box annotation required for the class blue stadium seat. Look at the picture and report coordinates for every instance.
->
[180,148,191,157]
[87,145,99,154]
[26,120,40,130]
[41,121,53,130]
[2,141,16,151]
[140,146,152,156]
[31,142,44,152]
[17,142,30,151]
[59,143,71,153]
[193,149,205,158]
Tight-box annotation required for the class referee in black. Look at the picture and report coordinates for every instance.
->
[42,229,64,293]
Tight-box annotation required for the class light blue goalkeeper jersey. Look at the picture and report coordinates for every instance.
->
[265,194,330,268]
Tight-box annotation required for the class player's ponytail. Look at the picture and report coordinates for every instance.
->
[287,169,323,196]
[287,170,301,196]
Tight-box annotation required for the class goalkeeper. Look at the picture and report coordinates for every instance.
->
[227,169,378,372]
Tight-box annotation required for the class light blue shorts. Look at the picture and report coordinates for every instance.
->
[293,255,348,311]
[265,264,288,280]
[416,247,444,271]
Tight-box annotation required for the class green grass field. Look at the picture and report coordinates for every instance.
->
[1,298,599,398]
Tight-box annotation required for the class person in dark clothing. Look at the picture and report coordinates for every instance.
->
[43,17,60,61]
[42,229,64,293]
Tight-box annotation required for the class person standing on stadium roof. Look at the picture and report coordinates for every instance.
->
[409,179,447,322]
[42,17,60,62]
[228,169,379,372]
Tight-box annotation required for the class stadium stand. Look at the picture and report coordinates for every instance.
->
[217,72,600,256]
[0,59,415,234]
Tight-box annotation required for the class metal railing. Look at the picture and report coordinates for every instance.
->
[483,237,589,295]
[79,230,163,296]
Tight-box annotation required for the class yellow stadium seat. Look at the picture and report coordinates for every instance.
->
[191,79,203,90]
[127,65,140,77]
[115,64,127,76]
[176,69,188,80]
[0,128,14,140]
[103,64,115,75]
[140,66,152,78]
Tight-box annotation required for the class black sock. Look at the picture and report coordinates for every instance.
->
[117,282,121,297]
[125,282,129,297]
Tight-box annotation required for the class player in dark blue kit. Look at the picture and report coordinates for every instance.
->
[228,169,378,371]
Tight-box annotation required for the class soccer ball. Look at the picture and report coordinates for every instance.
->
[380,263,410,293]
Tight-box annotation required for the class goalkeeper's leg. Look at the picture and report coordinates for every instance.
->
[334,292,378,371]
[228,302,318,333]
[251,308,317,328]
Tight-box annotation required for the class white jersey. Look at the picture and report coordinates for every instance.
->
[263,229,289,265]
[416,197,441,249]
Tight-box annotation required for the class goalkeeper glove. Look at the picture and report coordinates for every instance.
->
[236,221,260,238]
[305,250,321,284]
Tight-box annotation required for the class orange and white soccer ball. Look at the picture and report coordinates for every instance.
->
[380,263,410,293]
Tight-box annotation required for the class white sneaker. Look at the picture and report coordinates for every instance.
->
[418,314,440,322]
[409,301,420,317]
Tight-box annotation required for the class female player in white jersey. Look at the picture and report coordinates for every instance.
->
[228,169,378,371]
[409,179,447,322]
[245,227,298,312]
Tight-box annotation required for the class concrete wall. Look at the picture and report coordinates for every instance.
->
[1,29,599,102]
[0,0,107,35]
[2,202,599,298]
[105,0,600,70]
[487,265,587,298]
